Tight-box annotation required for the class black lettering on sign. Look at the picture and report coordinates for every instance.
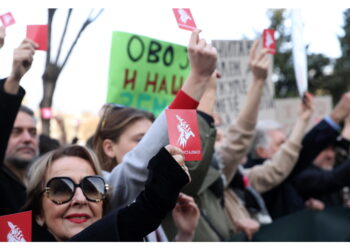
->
[147,41,162,63]
[163,46,174,66]
[179,48,189,70]
[127,35,144,62]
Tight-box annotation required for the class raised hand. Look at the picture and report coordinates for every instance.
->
[182,29,218,101]
[299,92,314,121]
[4,39,39,94]
[249,40,270,81]
[330,91,350,124]
[188,29,217,80]
[9,39,38,81]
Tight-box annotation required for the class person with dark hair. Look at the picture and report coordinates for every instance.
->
[0,39,38,216]
[92,105,155,172]
[39,134,61,155]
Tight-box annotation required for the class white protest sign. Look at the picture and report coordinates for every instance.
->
[212,40,275,129]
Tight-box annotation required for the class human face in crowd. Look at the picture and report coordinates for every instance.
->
[5,111,39,169]
[313,146,336,171]
[38,156,103,241]
[110,118,152,162]
[258,129,286,159]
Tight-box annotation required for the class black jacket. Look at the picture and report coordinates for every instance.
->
[292,161,350,206]
[32,147,189,241]
[0,79,27,216]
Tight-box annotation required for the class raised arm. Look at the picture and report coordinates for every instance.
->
[245,93,314,193]
[0,39,37,164]
[4,39,38,94]
[216,40,270,185]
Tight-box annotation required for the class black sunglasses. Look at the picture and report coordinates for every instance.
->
[42,176,109,205]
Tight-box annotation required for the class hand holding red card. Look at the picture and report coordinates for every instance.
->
[26,25,48,51]
[173,8,197,31]
[166,109,202,161]
[0,12,15,27]
[263,29,276,54]
[0,211,32,242]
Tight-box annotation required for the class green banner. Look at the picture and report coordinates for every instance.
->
[107,31,190,116]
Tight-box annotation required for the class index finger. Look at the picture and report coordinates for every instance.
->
[249,40,259,61]
[188,28,201,47]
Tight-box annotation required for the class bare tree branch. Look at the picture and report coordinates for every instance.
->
[60,8,104,71]
[45,8,56,66]
[55,8,73,65]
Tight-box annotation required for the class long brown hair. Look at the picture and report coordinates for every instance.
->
[92,105,155,172]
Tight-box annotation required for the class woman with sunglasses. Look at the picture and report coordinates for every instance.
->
[22,144,190,241]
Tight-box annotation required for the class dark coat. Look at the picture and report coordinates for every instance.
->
[0,79,27,216]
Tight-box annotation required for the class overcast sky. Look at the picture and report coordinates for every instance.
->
[0,2,348,116]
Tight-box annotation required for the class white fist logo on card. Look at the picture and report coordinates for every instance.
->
[176,115,195,147]
[3,15,13,26]
[265,32,274,48]
[177,8,192,24]
[7,221,26,242]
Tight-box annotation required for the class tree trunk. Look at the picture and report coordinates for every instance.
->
[40,63,60,135]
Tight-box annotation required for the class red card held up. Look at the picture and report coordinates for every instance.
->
[26,25,48,51]
[166,109,202,161]
[263,29,276,54]
[0,12,15,27]
[0,211,32,242]
[172,8,197,31]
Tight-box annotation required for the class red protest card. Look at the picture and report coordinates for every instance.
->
[0,12,15,27]
[26,25,48,51]
[166,109,202,161]
[263,29,276,54]
[0,211,32,242]
[172,8,197,31]
[41,107,53,119]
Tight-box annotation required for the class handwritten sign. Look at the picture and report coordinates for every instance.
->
[212,40,275,129]
[107,31,190,116]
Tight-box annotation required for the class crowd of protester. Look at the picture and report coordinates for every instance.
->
[1,25,350,242]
